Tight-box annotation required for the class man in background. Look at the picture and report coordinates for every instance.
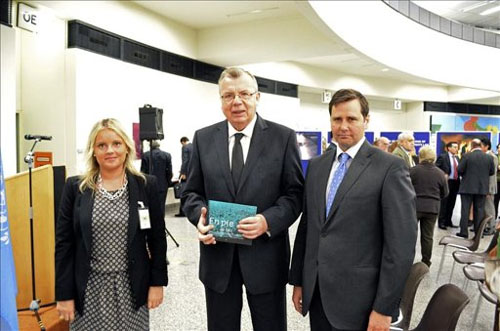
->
[141,140,173,216]
[183,67,303,331]
[290,89,416,331]
[392,132,416,168]
[456,138,495,238]
[436,141,460,229]
[480,137,498,235]
[175,136,192,217]
[373,136,390,152]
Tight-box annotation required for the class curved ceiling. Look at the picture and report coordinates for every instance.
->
[130,1,500,101]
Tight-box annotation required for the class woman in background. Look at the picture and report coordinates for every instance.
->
[55,118,168,330]
[410,145,449,267]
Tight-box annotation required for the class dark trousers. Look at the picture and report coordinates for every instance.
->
[178,196,186,216]
[309,283,363,331]
[158,190,167,217]
[438,179,459,226]
[459,194,486,237]
[494,181,500,220]
[205,251,286,331]
[417,212,437,266]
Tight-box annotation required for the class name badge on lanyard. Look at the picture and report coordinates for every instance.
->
[138,201,151,229]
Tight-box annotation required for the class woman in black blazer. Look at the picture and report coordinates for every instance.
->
[410,145,449,267]
[55,118,168,330]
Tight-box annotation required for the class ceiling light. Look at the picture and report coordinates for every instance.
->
[480,5,500,15]
[461,1,492,13]
[381,68,389,72]
[227,7,279,18]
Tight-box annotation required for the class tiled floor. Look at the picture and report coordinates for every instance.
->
[150,207,497,331]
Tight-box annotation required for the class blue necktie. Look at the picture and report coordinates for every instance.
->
[326,153,350,218]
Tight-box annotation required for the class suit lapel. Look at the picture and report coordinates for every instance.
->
[237,115,267,194]
[214,122,236,198]
[325,141,373,224]
[80,188,93,253]
[400,146,410,165]
[316,149,337,225]
[127,173,140,246]
[445,154,451,173]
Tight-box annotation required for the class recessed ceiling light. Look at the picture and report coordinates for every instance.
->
[227,7,279,18]
[381,68,389,72]
[461,1,493,13]
[480,5,500,15]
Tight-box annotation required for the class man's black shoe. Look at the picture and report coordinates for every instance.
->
[455,232,468,238]
[438,224,447,230]
[174,213,185,217]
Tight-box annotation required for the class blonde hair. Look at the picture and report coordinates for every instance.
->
[79,118,144,192]
[418,145,436,164]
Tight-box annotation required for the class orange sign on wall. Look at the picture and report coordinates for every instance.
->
[34,152,52,168]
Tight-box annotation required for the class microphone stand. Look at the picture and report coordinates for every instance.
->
[23,139,46,331]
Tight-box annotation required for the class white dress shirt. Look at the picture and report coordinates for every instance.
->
[227,115,257,169]
[326,137,365,201]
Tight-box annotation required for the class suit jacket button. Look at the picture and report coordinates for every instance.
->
[321,232,327,238]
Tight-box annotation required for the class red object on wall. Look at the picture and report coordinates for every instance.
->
[33,152,52,168]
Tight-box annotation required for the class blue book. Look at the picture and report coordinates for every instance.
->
[207,200,256,245]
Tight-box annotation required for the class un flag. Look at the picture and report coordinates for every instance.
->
[0,152,19,330]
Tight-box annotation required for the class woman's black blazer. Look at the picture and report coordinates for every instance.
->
[55,172,168,314]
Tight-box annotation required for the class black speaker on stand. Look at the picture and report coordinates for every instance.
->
[138,105,179,248]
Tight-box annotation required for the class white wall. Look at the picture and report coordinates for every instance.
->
[71,49,301,176]
[18,5,68,172]
[9,0,495,179]
[243,61,450,102]
[298,90,425,141]
[1,25,17,176]
[35,1,198,58]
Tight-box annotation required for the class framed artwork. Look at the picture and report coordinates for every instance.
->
[436,131,492,158]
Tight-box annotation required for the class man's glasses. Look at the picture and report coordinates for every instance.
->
[221,91,257,103]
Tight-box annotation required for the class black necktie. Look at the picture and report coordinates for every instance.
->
[232,133,244,190]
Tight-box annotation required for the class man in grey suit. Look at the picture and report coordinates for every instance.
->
[456,138,495,238]
[290,89,417,331]
[182,67,303,331]
[392,132,416,168]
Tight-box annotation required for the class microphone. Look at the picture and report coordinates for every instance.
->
[24,134,52,141]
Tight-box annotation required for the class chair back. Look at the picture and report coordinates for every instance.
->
[470,215,493,251]
[412,284,469,331]
[397,262,429,330]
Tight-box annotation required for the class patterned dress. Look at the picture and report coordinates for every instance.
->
[71,186,149,330]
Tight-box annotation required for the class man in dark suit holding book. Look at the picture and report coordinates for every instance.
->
[290,89,417,331]
[182,67,303,331]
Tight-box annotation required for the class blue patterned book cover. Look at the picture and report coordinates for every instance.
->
[207,200,256,245]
